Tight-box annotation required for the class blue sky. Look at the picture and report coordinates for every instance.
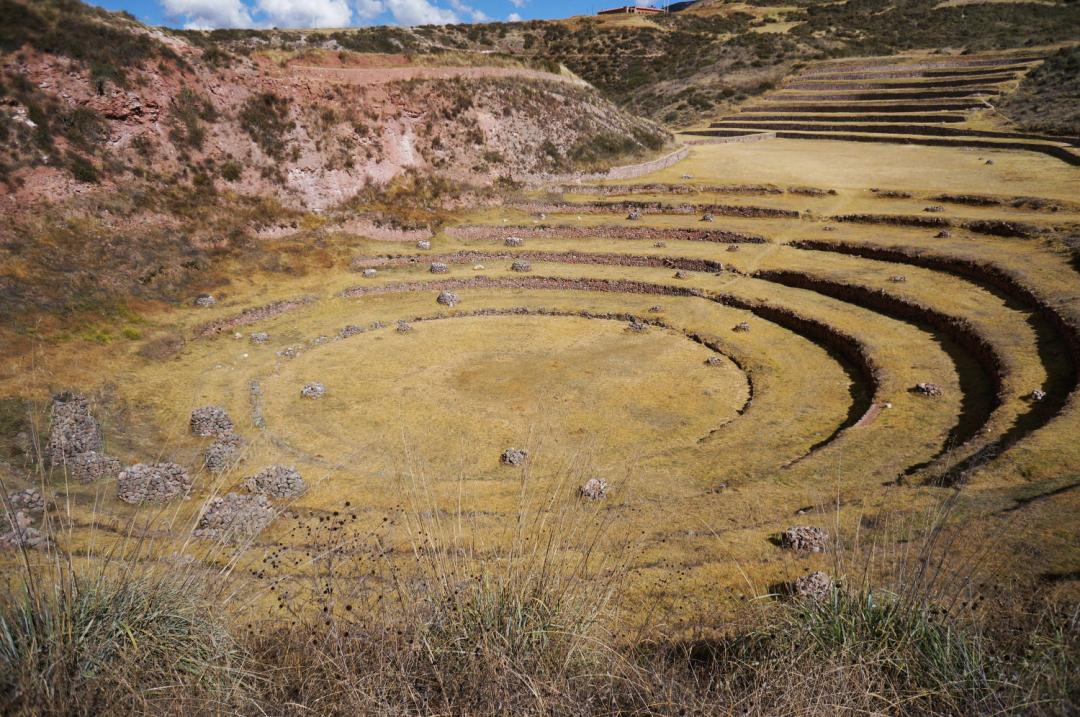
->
[89,0,664,29]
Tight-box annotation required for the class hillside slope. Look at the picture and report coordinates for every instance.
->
[0,0,669,210]
[216,0,1080,127]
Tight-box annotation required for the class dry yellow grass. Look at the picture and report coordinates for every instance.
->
[3,139,1079,628]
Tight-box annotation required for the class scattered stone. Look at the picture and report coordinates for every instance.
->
[1030,389,1047,402]
[8,488,44,514]
[733,322,751,333]
[193,294,216,308]
[780,525,829,553]
[888,275,907,283]
[339,325,363,338]
[416,239,432,250]
[0,511,48,550]
[117,463,192,504]
[204,435,244,473]
[823,225,836,232]
[71,451,121,483]
[705,356,723,366]
[935,230,952,239]
[250,332,270,344]
[673,271,689,280]
[505,236,525,247]
[500,448,528,466]
[301,382,326,399]
[47,392,102,467]
[913,382,943,397]
[396,320,413,334]
[233,332,243,340]
[653,241,667,248]
[726,245,740,252]
[985,159,994,165]
[627,319,648,333]
[793,571,833,600]
[190,406,234,438]
[194,493,274,542]
[277,345,302,359]
[511,260,532,273]
[363,268,378,278]
[648,305,664,313]
[924,205,945,213]
[580,478,608,501]
[701,213,715,222]
[370,321,386,330]
[626,208,642,221]
[437,291,460,307]
[430,262,449,274]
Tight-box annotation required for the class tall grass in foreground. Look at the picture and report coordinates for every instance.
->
[0,444,1077,715]
[0,557,248,715]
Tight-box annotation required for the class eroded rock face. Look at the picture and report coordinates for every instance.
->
[793,571,833,600]
[71,451,121,483]
[205,435,244,473]
[780,525,829,553]
[437,291,460,307]
[301,382,326,399]
[501,448,528,466]
[47,392,102,467]
[190,406,234,438]
[913,382,943,397]
[193,493,274,542]
[243,465,307,498]
[117,463,192,504]
[580,478,609,501]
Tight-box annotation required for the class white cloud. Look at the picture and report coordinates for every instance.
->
[161,0,253,28]
[509,0,525,7]
[507,12,521,21]
[385,0,460,25]
[448,0,488,22]
[353,0,386,21]
[257,0,353,27]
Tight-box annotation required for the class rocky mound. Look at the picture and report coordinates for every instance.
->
[780,525,829,553]
[117,463,192,504]
[46,392,102,467]
[243,465,307,498]
[190,406,234,437]
[194,493,275,542]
